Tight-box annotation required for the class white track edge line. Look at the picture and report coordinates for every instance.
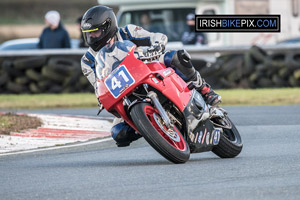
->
[0,137,113,157]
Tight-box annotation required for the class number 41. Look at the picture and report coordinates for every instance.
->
[111,70,129,90]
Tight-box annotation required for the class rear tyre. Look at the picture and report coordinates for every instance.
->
[212,116,243,158]
[130,103,190,164]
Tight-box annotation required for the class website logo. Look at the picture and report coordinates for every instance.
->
[195,15,280,32]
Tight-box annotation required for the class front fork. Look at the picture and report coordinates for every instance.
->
[123,88,173,130]
[147,91,173,129]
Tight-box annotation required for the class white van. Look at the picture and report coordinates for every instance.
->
[98,0,300,47]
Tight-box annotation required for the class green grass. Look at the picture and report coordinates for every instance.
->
[218,88,300,106]
[0,93,97,109]
[0,88,299,109]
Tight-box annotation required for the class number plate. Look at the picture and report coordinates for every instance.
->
[104,65,135,98]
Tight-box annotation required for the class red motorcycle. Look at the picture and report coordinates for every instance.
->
[96,40,242,164]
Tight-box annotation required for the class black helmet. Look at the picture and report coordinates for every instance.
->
[81,6,118,51]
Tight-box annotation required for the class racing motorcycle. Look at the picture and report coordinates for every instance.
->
[95,40,242,164]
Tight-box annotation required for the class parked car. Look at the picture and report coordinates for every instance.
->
[0,38,80,50]
[277,37,300,45]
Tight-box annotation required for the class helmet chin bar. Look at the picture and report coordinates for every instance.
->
[90,27,118,51]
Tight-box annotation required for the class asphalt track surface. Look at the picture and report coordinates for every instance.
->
[1,105,300,200]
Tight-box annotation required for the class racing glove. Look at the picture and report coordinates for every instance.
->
[143,42,165,60]
[148,42,165,54]
[135,42,165,61]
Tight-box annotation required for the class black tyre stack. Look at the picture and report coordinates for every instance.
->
[197,54,245,89]
[196,45,300,89]
[245,46,300,88]
[0,56,93,94]
[1,46,300,94]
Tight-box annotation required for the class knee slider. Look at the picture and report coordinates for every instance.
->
[171,49,195,80]
[177,49,192,66]
[172,49,194,69]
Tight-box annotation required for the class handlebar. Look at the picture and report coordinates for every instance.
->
[135,46,164,62]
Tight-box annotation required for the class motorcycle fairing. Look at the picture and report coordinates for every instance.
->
[97,45,192,132]
[182,90,219,153]
[98,47,192,112]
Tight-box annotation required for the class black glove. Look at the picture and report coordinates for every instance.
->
[141,42,165,60]
[148,42,165,54]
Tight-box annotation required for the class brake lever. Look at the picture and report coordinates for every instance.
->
[97,103,104,116]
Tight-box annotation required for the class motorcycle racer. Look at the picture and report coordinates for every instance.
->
[80,5,221,147]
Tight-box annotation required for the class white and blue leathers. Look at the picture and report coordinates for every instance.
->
[81,24,170,97]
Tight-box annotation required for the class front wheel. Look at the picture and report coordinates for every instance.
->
[212,116,243,158]
[130,103,190,164]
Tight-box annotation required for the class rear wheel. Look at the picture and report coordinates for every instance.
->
[212,116,243,158]
[130,103,190,164]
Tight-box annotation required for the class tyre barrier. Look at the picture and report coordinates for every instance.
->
[1,45,300,94]
[199,45,300,89]
[13,56,47,70]
[0,55,94,94]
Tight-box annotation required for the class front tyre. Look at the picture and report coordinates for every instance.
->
[212,116,243,158]
[130,103,190,164]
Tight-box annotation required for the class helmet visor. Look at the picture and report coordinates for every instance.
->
[82,19,111,47]
[83,28,104,44]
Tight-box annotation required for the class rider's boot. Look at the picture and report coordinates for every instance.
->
[111,122,142,147]
[167,49,221,106]
[188,71,221,106]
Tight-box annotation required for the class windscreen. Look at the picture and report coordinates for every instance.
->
[95,40,135,79]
